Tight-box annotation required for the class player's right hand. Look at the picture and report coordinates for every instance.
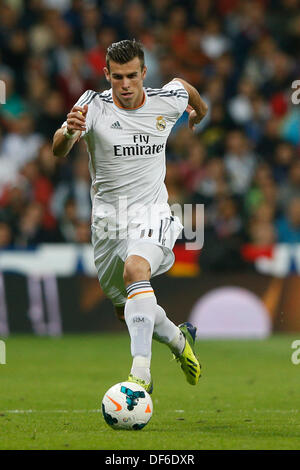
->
[186,104,203,131]
[66,104,88,133]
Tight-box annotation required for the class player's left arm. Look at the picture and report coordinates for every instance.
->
[172,78,208,130]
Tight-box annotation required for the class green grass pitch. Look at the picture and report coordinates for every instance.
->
[0,333,299,450]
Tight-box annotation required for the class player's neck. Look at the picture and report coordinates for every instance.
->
[113,90,145,110]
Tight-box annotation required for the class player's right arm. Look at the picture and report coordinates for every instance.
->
[52,104,88,158]
[172,78,208,130]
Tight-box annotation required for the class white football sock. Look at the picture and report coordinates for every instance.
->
[153,305,185,356]
[124,281,156,383]
[130,356,151,384]
[125,281,186,383]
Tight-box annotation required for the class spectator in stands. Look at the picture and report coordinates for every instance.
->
[26,7,56,55]
[280,102,300,147]
[47,18,74,78]
[179,140,207,195]
[225,0,268,66]
[51,152,91,222]
[123,2,147,39]
[262,50,295,100]
[256,116,282,163]
[2,112,44,170]
[244,93,270,146]
[16,201,59,246]
[58,197,77,242]
[209,197,243,240]
[248,220,276,246]
[276,198,300,244]
[148,0,170,27]
[56,48,94,111]
[37,141,60,184]
[244,162,274,215]
[140,31,162,88]
[74,3,101,50]
[164,161,187,206]
[35,90,67,139]
[200,102,231,156]
[193,0,214,23]
[174,25,208,88]
[224,129,257,197]
[251,201,276,226]
[200,197,246,272]
[20,158,56,232]
[227,77,257,125]
[85,27,116,85]
[278,160,300,213]
[74,219,91,244]
[246,199,277,247]
[0,221,13,248]
[26,72,50,118]
[260,178,279,215]
[194,157,231,206]
[100,0,126,38]
[0,126,19,197]
[2,28,29,95]
[213,52,237,101]
[158,53,181,87]
[198,76,225,131]
[272,141,296,184]
[0,67,27,129]
[200,16,231,60]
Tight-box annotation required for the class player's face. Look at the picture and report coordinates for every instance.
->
[104,57,147,109]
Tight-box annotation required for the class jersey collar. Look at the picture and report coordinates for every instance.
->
[112,89,147,112]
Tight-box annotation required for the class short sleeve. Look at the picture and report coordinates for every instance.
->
[162,80,189,118]
[61,89,98,137]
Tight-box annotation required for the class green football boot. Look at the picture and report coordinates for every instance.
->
[127,374,154,395]
[174,322,201,385]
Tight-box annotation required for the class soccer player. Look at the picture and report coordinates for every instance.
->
[52,40,208,393]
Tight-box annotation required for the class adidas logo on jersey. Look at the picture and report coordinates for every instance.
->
[110,121,122,129]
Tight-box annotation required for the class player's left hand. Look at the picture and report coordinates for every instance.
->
[186,104,204,131]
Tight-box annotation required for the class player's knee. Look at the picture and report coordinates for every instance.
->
[123,255,151,286]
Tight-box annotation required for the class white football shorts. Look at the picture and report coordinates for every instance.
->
[91,213,183,306]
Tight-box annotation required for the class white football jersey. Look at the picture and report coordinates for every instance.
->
[63,80,188,231]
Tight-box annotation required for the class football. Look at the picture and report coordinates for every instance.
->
[101,381,153,430]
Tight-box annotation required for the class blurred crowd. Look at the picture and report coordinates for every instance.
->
[0,0,300,271]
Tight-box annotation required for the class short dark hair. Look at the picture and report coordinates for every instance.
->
[106,39,145,70]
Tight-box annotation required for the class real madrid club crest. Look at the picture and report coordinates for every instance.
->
[156,115,166,131]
